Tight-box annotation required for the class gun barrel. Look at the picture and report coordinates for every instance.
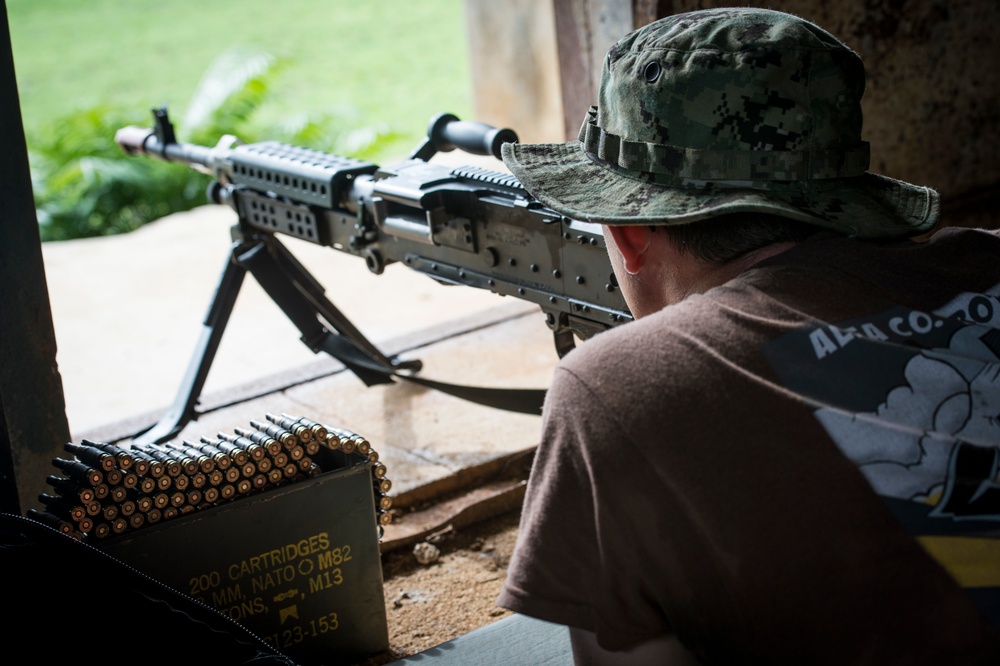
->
[114,125,156,155]
[114,126,219,174]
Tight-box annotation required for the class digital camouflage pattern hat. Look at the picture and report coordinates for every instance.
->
[501,8,940,238]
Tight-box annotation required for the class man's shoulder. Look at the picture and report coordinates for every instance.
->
[554,295,731,391]
[563,298,705,359]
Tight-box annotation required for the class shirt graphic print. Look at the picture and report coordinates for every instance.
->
[763,283,1000,629]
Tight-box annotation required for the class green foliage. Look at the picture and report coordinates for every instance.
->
[30,105,210,241]
[31,46,404,242]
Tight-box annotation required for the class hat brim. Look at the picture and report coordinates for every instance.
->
[502,141,939,239]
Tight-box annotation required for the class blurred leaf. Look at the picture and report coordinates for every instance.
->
[183,45,287,143]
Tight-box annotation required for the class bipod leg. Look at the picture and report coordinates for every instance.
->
[132,242,248,446]
[255,237,420,373]
[235,238,407,386]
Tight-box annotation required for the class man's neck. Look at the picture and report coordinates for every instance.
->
[676,241,798,303]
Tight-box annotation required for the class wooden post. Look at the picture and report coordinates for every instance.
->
[464,0,566,143]
[552,0,633,140]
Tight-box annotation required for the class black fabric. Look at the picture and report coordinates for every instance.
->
[0,512,300,666]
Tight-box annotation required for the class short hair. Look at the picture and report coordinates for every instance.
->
[656,213,826,264]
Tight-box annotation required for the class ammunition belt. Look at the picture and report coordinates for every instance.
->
[33,412,391,542]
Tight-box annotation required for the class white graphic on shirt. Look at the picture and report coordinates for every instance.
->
[812,288,1000,520]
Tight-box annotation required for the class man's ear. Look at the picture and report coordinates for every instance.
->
[607,225,651,275]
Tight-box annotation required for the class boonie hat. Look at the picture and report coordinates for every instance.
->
[501,8,939,238]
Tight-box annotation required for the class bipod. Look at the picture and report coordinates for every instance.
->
[131,234,420,446]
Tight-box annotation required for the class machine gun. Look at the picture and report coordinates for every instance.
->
[115,108,632,445]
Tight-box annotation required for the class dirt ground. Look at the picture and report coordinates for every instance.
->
[360,510,522,664]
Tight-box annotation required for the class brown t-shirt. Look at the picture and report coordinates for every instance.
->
[497,228,1000,664]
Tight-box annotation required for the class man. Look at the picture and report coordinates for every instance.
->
[496,7,1000,664]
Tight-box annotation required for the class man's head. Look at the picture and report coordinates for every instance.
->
[502,8,940,240]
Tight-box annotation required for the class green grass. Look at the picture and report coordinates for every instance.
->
[7,0,473,161]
